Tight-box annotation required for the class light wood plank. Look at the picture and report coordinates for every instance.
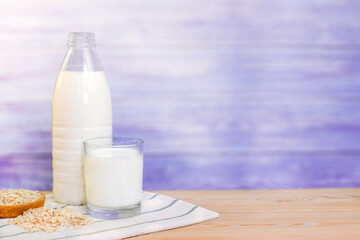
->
[128,189,360,240]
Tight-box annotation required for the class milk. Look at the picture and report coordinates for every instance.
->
[52,71,112,205]
[84,148,143,208]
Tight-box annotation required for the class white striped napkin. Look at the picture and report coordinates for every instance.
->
[0,192,219,240]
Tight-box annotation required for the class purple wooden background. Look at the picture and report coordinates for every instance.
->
[1,0,360,190]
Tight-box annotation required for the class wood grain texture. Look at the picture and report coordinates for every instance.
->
[0,0,360,190]
[130,189,360,240]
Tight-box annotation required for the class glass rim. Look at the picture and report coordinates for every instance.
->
[83,137,144,148]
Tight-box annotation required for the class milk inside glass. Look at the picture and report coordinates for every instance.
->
[84,148,143,208]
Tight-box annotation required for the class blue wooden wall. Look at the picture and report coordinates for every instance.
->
[1,0,360,190]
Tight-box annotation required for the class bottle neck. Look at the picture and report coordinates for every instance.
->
[61,32,104,72]
[68,32,96,48]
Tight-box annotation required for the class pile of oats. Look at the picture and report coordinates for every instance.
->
[7,207,91,232]
[0,189,42,205]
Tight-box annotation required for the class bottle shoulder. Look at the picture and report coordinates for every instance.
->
[61,48,104,71]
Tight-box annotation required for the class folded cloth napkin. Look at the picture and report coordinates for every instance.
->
[0,192,219,240]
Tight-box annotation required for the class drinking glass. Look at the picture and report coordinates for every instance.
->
[83,137,144,219]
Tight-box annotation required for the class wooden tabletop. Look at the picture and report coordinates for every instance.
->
[129,188,360,240]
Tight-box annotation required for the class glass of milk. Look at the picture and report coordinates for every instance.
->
[83,137,144,219]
